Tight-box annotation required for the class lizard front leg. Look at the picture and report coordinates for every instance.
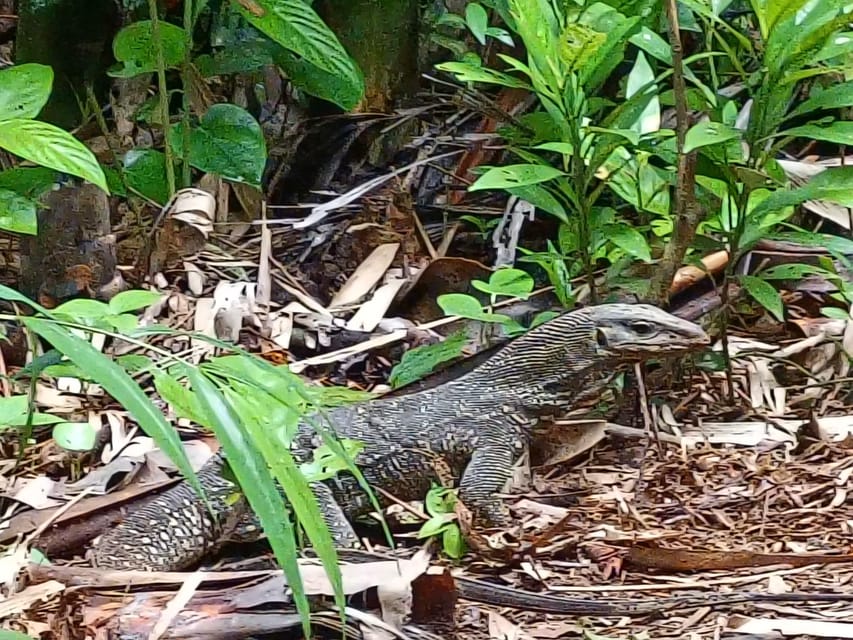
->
[458,444,518,527]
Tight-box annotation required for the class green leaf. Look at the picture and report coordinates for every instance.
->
[53,421,98,452]
[0,630,38,640]
[684,121,742,153]
[169,104,266,186]
[772,230,853,256]
[275,50,364,111]
[53,299,110,319]
[123,149,171,204]
[0,188,37,235]
[442,524,465,558]
[109,20,188,78]
[105,313,141,334]
[0,120,108,192]
[0,167,58,199]
[739,275,784,321]
[820,306,851,320]
[436,293,511,323]
[417,513,455,538]
[472,268,534,298]
[434,61,531,89]
[629,27,672,64]
[470,164,564,191]
[232,0,364,105]
[606,224,652,262]
[749,166,853,220]
[22,317,201,499]
[786,80,853,120]
[776,121,853,146]
[109,290,164,315]
[466,3,489,44]
[626,51,659,134]
[187,368,317,637]
[506,183,568,223]
[760,263,836,281]
[388,331,467,389]
[0,64,53,120]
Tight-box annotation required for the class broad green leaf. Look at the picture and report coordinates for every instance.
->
[470,164,564,190]
[195,38,278,77]
[53,421,98,452]
[105,313,141,334]
[0,64,53,120]
[0,395,30,420]
[506,183,568,223]
[0,283,54,317]
[606,224,652,262]
[169,104,266,186]
[0,167,58,199]
[473,268,534,298]
[109,21,188,78]
[53,299,110,319]
[437,293,511,323]
[24,317,204,503]
[749,166,853,220]
[772,230,853,256]
[275,50,364,111]
[821,306,852,320]
[684,121,742,153]
[776,121,853,146]
[534,142,575,155]
[0,630,37,640]
[0,120,108,192]
[417,513,455,538]
[388,330,467,389]
[232,0,364,105]
[442,524,465,558]
[760,263,836,280]
[629,27,672,64]
[109,290,164,315]
[466,3,489,44]
[739,275,784,321]
[786,80,853,120]
[0,188,37,235]
[124,149,171,204]
[626,52,659,134]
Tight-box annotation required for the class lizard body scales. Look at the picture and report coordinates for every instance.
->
[90,303,709,571]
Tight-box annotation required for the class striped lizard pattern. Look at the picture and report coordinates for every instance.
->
[90,303,709,570]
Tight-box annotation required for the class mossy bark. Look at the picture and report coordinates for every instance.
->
[316,0,421,112]
[16,0,118,128]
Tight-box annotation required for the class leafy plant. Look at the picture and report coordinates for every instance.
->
[437,266,538,334]
[417,484,464,559]
[436,0,674,299]
[0,285,371,636]
[0,64,108,235]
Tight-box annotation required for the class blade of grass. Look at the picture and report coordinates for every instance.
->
[23,317,205,501]
[185,367,315,638]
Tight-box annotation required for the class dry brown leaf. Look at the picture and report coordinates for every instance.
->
[727,614,853,637]
[330,243,399,308]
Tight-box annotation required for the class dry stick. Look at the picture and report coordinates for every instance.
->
[631,362,658,506]
[649,0,703,304]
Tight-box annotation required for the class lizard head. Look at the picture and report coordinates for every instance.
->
[586,303,710,360]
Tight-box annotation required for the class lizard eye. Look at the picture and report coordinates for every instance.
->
[630,320,655,336]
